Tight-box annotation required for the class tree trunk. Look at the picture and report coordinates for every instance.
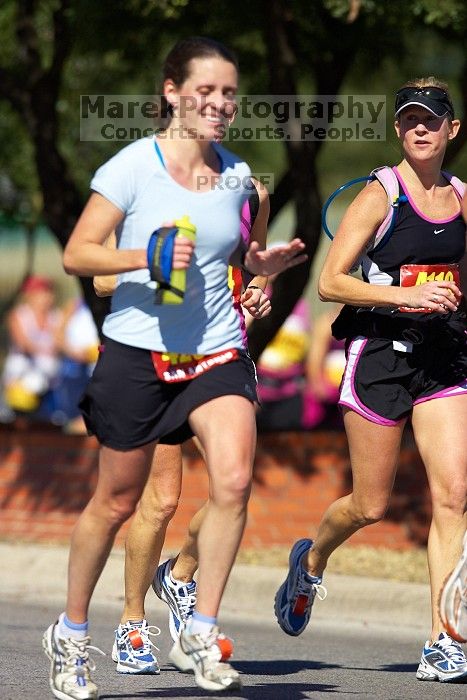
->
[248,0,363,363]
[1,0,110,332]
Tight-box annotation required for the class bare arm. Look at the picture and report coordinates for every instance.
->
[318,181,461,312]
[65,193,193,283]
[93,231,118,297]
[63,193,147,277]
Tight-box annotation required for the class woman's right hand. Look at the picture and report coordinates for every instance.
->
[172,236,195,269]
[156,221,195,270]
[401,281,461,312]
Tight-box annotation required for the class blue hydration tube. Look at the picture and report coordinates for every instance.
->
[321,176,373,241]
[321,175,408,253]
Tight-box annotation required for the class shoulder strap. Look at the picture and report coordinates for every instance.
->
[248,186,260,225]
[240,178,259,245]
[367,166,402,251]
[238,179,260,287]
[441,171,466,200]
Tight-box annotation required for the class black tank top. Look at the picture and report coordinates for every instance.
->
[363,172,465,286]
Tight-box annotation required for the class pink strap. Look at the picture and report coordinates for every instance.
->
[442,171,466,200]
[368,166,400,248]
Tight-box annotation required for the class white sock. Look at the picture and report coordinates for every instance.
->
[124,619,144,628]
[187,612,217,637]
[56,612,88,641]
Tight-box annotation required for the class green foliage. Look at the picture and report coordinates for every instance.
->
[0,104,39,219]
[325,0,466,28]
[411,0,467,30]
[0,0,466,222]
[0,2,17,66]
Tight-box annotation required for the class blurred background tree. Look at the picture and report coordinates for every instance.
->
[0,0,466,359]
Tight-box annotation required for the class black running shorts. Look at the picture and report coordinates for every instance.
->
[339,336,467,425]
[79,337,258,450]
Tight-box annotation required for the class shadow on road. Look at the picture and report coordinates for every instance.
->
[99,682,340,699]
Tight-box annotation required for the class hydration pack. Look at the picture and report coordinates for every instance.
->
[367,166,465,253]
[322,166,465,269]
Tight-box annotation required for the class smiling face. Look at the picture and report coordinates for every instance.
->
[394,106,460,163]
[164,56,238,141]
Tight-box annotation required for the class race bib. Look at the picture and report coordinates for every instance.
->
[399,263,460,313]
[151,348,239,383]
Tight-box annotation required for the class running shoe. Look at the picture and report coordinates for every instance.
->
[416,632,467,682]
[152,559,197,641]
[111,619,160,674]
[42,621,104,700]
[274,538,327,636]
[168,626,241,692]
[439,531,467,643]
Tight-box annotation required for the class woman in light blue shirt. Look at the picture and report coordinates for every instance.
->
[43,36,306,699]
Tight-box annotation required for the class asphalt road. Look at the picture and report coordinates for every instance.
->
[2,600,467,700]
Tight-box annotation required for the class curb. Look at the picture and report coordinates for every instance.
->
[0,542,431,631]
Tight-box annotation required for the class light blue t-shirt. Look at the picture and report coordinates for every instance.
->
[91,137,252,354]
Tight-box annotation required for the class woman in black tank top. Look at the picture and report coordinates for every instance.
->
[274,78,467,682]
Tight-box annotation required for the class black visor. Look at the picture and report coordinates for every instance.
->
[395,87,454,119]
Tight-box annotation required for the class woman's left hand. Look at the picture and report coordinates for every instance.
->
[241,286,271,319]
[243,239,307,276]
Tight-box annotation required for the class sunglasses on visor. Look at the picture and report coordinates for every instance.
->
[395,87,454,117]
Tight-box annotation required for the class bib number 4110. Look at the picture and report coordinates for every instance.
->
[415,270,456,284]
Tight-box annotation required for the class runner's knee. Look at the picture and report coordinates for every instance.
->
[210,467,252,507]
[139,491,180,524]
[431,479,467,518]
[350,496,389,527]
[90,492,140,526]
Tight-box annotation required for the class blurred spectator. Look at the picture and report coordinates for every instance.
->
[1,275,62,419]
[254,288,316,431]
[250,241,345,431]
[246,238,314,431]
[54,298,100,434]
[304,305,345,428]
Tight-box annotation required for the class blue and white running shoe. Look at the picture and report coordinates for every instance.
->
[111,619,160,674]
[152,559,197,642]
[274,538,327,636]
[416,632,467,682]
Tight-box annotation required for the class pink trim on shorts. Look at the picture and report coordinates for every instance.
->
[338,337,399,426]
[413,379,467,406]
[393,167,461,224]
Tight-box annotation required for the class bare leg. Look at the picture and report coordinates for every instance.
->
[168,435,208,582]
[66,443,154,623]
[307,409,406,576]
[121,443,183,623]
[189,395,255,618]
[411,395,467,642]
[171,501,209,582]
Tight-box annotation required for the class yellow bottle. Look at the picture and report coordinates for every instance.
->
[160,215,197,304]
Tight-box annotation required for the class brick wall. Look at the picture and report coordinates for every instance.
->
[0,425,431,549]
